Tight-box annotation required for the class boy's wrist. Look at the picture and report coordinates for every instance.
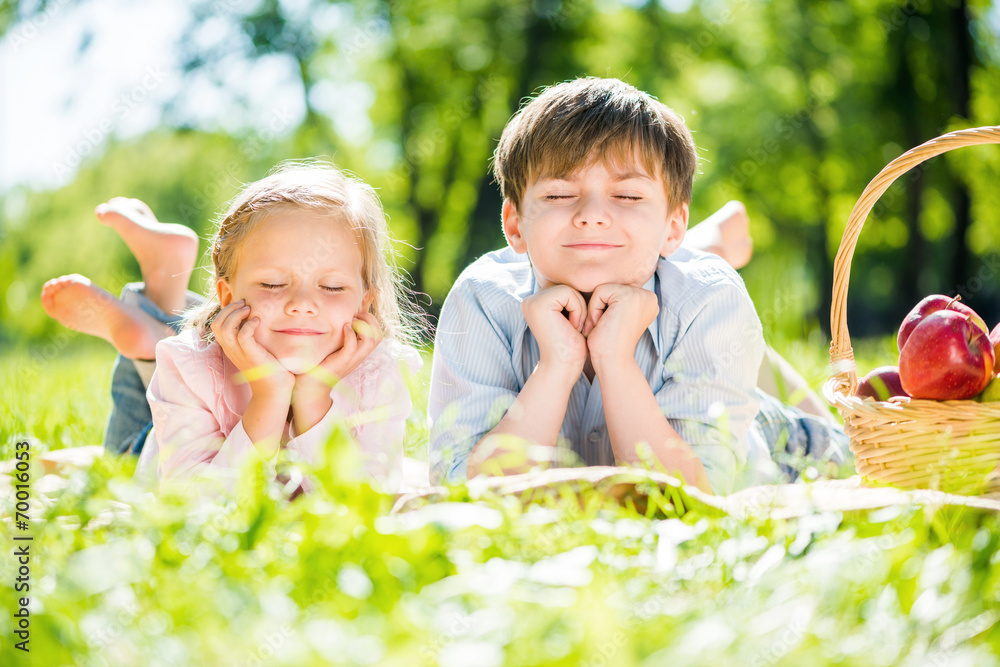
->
[535,358,583,387]
[590,352,637,379]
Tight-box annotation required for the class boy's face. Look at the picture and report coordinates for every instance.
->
[502,157,688,294]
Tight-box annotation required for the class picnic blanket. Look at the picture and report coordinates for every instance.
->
[5,446,1000,520]
[392,465,1000,518]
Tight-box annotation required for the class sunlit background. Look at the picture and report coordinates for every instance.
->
[2,0,1000,353]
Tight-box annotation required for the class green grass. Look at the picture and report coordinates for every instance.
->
[1,340,116,456]
[2,338,999,666]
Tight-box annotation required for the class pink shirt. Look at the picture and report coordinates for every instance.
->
[140,328,422,496]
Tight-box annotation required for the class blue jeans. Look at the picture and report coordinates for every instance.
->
[103,283,202,455]
[754,388,851,481]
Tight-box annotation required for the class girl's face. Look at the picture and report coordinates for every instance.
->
[217,209,371,373]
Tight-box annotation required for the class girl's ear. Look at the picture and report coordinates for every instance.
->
[217,278,234,307]
[502,198,528,254]
[659,202,689,258]
[361,289,374,313]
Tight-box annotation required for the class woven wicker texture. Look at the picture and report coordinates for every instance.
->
[824,126,1000,495]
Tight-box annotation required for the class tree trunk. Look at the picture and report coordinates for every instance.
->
[949,0,974,294]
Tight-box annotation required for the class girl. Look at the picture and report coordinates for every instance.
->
[135,161,423,495]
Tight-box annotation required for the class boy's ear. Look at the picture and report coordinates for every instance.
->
[502,198,528,254]
[217,278,234,307]
[659,202,689,258]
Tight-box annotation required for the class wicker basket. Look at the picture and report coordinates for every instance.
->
[824,125,1000,496]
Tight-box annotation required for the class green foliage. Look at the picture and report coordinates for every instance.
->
[3,426,1000,665]
[0,343,115,453]
[2,343,997,666]
[4,4,1000,663]
[4,0,1000,345]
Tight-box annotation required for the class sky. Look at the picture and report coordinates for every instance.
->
[1,0,190,192]
[3,0,999,196]
[0,0,312,195]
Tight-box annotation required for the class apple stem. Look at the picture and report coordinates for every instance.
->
[948,295,963,308]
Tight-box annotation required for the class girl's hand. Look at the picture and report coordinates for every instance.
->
[295,312,383,398]
[211,299,294,395]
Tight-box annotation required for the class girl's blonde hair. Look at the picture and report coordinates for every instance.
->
[186,160,419,347]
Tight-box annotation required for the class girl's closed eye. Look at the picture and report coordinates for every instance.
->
[321,285,346,293]
[259,282,286,290]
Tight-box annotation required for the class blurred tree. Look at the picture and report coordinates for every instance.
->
[2,0,999,346]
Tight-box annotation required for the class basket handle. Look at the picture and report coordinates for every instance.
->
[829,125,1000,396]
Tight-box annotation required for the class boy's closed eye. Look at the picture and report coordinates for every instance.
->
[543,193,643,201]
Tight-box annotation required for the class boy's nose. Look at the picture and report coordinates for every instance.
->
[573,194,610,227]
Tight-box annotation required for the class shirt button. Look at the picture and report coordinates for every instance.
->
[588,431,600,443]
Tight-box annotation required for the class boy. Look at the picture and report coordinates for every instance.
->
[428,77,845,495]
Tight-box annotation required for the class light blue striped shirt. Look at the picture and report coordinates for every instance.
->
[428,245,767,494]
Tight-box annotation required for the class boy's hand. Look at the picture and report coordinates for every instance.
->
[294,312,383,398]
[522,285,588,373]
[212,300,294,395]
[584,284,659,367]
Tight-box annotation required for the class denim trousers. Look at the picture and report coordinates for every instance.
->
[103,283,202,455]
[754,389,851,481]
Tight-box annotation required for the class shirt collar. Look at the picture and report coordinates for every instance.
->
[643,271,662,357]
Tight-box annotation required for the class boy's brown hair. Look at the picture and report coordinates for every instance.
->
[492,77,698,213]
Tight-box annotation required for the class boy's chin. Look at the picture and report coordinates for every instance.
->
[558,272,653,294]
[538,269,652,295]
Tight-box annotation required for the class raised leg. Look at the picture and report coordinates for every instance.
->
[94,197,199,316]
[40,274,173,360]
[757,346,837,424]
[685,200,753,270]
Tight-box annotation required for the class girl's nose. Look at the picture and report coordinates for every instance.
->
[284,286,318,315]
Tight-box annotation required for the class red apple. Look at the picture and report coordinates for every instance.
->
[899,310,995,400]
[855,366,909,401]
[898,294,989,352]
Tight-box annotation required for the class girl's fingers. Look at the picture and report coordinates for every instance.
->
[212,300,248,339]
[341,321,359,355]
[354,320,381,358]
[237,315,260,353]
[352,312,383,344]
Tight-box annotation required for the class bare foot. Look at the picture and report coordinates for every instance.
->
[95,197,199,315]
[686,200,754,269]
[40,274,173,360]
